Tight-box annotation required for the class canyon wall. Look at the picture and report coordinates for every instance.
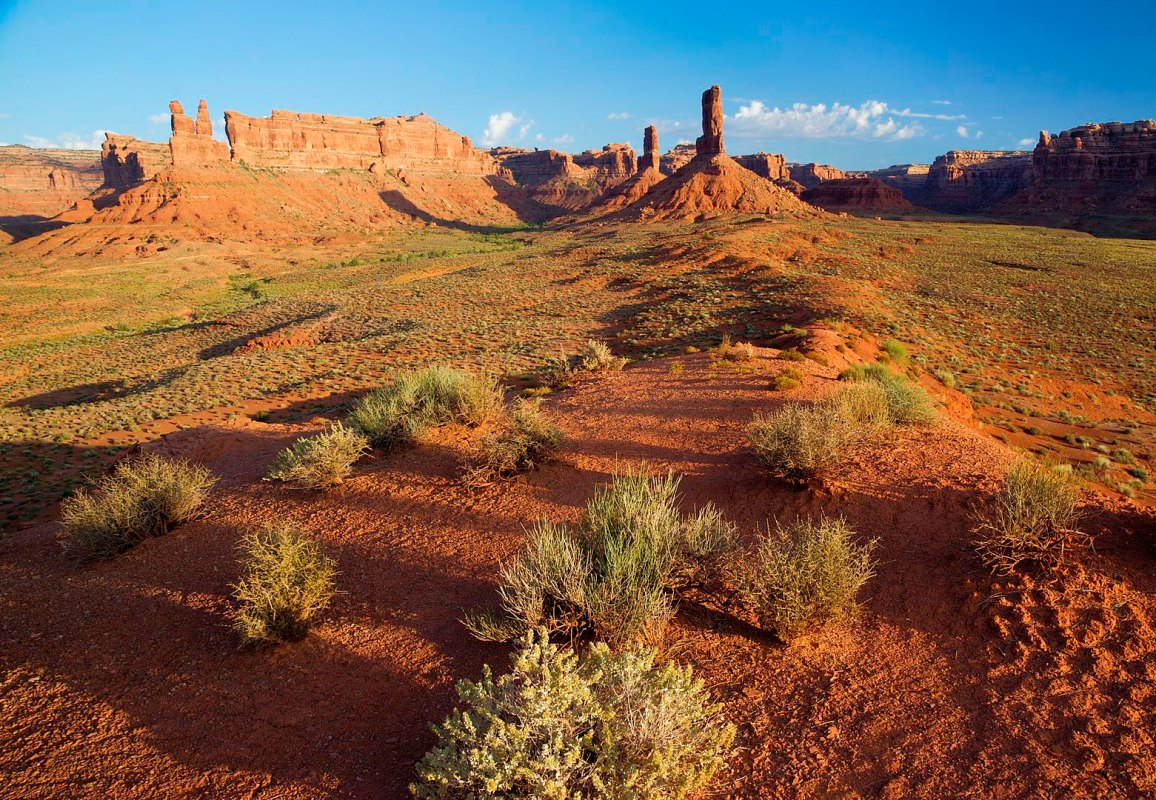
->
[788,163,847,190]
[733,153,789,181]
[800,178,916,212]
[0,145,103,217]
[225,109,501,175]
[490,144,636,211]
[660,143,697,175]
[920,150,1033,212]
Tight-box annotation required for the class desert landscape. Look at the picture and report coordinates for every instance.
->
[0,4,1153,799]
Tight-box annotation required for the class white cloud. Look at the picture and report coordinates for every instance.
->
[607,112,630,120]
[731,99,923,141]
[897,108,966,121]
[956,125,969,138]
[23,130,108,150]
[148,113,168,125]
[932,100,954,106]
[1018,137,1035,147]
[551,134,574,145]
[975,131,984,139]
[482,111,533,146]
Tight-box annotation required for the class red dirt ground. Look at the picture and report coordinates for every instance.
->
[2,347,1153,798]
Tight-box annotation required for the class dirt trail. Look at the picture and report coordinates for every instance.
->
[1,350,1152,799]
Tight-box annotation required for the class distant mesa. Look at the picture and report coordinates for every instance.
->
[800,177,918,213]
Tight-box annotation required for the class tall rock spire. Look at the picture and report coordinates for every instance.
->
[695,84,724,156]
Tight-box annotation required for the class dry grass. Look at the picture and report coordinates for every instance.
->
[233,524,337,646]
[348,365,503,451]
[59,454,216,562]
[732,516,877,638]
[578,339,627,372]
[266,423,369,488]
[465,469,736,647]
[974,460,1086,573]
[460,399,563,486]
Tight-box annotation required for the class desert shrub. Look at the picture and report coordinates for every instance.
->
[348,366,503,450]
[748,400,855,484]
[778,348,806,362]
[266,423,369,488]
[713,334,754,362]
[59,454,216,562]
[233,524,336,646]
[732,516,876,638]
[840,362,936,425]
[466,470,735,647]
[461,400,563,486]
[411,629,734,799]
[934,368,958,389]
[881,339,909,364]
[830,381,892,429]
[974,460,1085,573]
[579,339,627,372]
[770,368,803,392]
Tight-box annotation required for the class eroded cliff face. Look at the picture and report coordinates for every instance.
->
[920,150,1033,213]
[660,144,697,175]
[788,163,847,190]
[490,143,636,212]
[800,178,916,212]
[733,153,789,181]
[225,109,501,175]
[0,145,103,217]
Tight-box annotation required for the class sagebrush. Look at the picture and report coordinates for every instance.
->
[411,629,735,799]
[461,399,563,486]
[579,339,627,372]
[466,469,735,647]
[974,460,1085,573]
[59,454,216,562]
[267,423,369,488]
[733,516,876,638]
[233,524,337,646]
[840,362,937,425]
[348,366,503,450]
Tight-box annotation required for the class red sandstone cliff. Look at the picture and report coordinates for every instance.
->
[788,163,847,190]
[0,145,103,217]
[920,150,1033,213]
[800,178,918,213]
[490,143,636,212]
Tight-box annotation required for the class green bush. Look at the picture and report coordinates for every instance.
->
[840,362,936,425]
[348,366,504,450]
[713,334,754,363]
[466,469,735,647]
[267,423,369,488]
[233,524,336,646]
[881,339,909,364]
[59,454,216,562]
[412,629,735,799]
[733,516,876,638]
[461,400,563,486]
[974,460,1085,573]
[748,400,855,484]
[579,339,627,372]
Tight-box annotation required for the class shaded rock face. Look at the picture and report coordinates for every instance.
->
[0,145,103,216]
[921,150,1033,213]
[734,152,788,181]
[788,163,846,190]
[492,144,636,212]
[695,84,724,156]
[863,164,930,196]
[801,178,916,212]
[225,109,501,175]
[638,125,660,172]
[660,143,697,175]
[1032,121,1156,183]
[101,134,170,188]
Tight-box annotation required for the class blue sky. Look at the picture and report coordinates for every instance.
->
[1,0,1153,169]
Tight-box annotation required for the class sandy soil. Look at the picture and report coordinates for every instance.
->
[1,349,1153,798]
